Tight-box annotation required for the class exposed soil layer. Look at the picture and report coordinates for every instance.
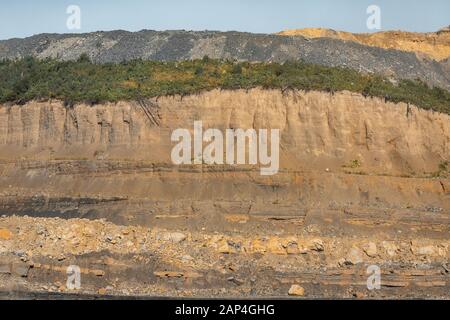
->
[278,27,450,62]
[0,89,448,298]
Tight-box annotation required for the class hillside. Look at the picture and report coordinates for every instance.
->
[278,26,450,62]
[0,89,449,298]
[0,30,449,91]
[1,57,449,115]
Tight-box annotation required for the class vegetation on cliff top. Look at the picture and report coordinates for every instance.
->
[0,55,449,115]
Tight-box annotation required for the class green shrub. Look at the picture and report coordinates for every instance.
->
[0,57,449,116]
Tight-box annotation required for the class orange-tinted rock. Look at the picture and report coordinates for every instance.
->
[0,229,12,240]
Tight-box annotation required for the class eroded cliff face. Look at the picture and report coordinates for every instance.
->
[0,89,449,298]
[0,88,448,222]
[0,89,448,174]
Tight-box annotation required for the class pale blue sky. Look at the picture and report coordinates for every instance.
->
[0,0,449,40]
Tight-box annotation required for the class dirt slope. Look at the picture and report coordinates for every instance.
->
[278,27,450,62]
[0,89,448,174]
[0,89,449,298]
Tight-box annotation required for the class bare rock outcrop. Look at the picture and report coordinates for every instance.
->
[278,27,450,62]
[0,89,447,175]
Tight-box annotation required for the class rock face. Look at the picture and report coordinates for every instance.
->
[1,215,448,298]
[0,89,449,299]
[0,30,449,90]
[278,27,450,62]
[0,89,448,174]
[0,89,448,227]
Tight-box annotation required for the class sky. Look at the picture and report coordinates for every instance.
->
[0,0,449,40]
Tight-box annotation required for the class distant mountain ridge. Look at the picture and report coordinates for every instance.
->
[0,29,449,90]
